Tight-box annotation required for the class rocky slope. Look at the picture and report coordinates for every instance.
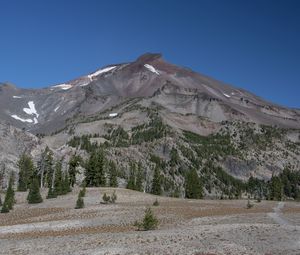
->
[0,53,299,194]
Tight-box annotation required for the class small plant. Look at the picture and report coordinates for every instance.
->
[153,198,159,206]
[27,178,43,204]
[134,207,158,231]
[247,199,253,209]
[75,192,84,209]
[0,202,9,213]
[101,191,117,204]
[102,193,111,204]
[111,191,117,203]
[46,187,57,199]
[256,197,261,203]
[79,186,86,198]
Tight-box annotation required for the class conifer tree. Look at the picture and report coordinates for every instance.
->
[85,150,106,187]
[46,187,57,199]
[126,161,136,190]
[27,178,43,204]
[37,147,54,188]
[68,154,81,187]
[151,166,162,195]
[269,175,283,201]
[75,191,84,209]
[54,161,63,195]
[135,161,144,192]
[17,154,34,191]
[185,169,203,199]
[1,175,16,212]
[108,160,118,187]
[62,172,72,195]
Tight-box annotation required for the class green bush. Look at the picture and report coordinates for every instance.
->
[153,199,159,206]
[134,207,158,231]
[102,193,111,204]
[75,195,84,209]
[27,178,43,204]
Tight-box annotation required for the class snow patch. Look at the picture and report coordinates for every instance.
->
[88,66,116,80]
[23,101,39,118]
[109,113,118,117]
[13,96,22,99]
[144,64,160,75]
[33,118,38,124]
[52,84,73,90]
[54,106,60,112]
[223,93,231,98]
[11,115,33,123]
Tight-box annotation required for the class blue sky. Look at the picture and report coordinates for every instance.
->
[0,0,299,108]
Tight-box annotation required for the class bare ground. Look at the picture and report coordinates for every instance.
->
[0,188,299,255]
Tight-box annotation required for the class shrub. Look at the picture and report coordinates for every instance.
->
[46,187,57,199]
[0,202,9,213]
[79,187,86,198]
[102,193,111,204]
[111,191,117,203]
[153,199,159,206]
[247,199,253,209]
[135,207,158,231]
[75,195,84,209]
[27,178,43,204]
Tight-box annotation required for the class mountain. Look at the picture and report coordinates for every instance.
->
[0,53,299,198]
[1,53,299,135]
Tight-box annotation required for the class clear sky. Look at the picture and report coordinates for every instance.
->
[1,0,299,108]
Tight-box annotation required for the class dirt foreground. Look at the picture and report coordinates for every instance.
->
[0,188,299,255]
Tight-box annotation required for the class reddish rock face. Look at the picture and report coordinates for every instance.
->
[0,53,299,135]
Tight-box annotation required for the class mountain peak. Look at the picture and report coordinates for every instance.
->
[136,53,162,63]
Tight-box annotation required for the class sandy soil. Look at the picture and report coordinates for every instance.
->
[0,188,299,255]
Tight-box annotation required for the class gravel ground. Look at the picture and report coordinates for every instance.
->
[0,188,299,255]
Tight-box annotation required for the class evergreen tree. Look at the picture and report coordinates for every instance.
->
[0,201,9,213]
[75,191,84,209]
[126,162,136,190]
[151,166,162,195]
[135,207,158,231]
[108,160,118,187]
[135,161,144,192]
[68,154,81,187]
[54,161,63,195]
[62,172,72,195]
[46,187,57,199]
[269,175,283,201]
[85,150,106,187]
[27,178,43,204]
[185,169,203,199]
[37,147,54,188]
[17,154,34,191]
[1,175,16,212]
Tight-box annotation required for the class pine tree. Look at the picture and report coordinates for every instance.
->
[151,166,162,195]
[134,207,158,231]
[27,178,43,204]
[85,150,106,187]
[68,154,81,187]
[1,175,16,213]
[127,162,136,190]
[269,175,283,201]
[75,191,84,209]
[185,169,203,199]
[46,187,57,199]
[62,172,72,195]
[108,160,118,187]
[54,161,63,195]
[17,154,34,191]
[37,147,54,188]
[135,161,144,192]
[0,202,9,213]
